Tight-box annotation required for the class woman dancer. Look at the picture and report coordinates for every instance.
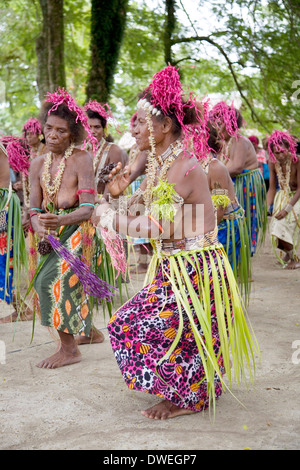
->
[95,66,258,419]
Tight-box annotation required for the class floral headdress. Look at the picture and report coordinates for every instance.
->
[84,100,114,124]
[0,135,30,176]
[137,65,210,161]
[268,130,297,164]
[22,117,42,136]
[209,101,241,140]
[44,87,98,154]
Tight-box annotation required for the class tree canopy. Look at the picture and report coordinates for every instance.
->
[0,0,299,139]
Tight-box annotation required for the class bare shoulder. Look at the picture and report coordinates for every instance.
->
[30,153,47,172]
[72,148,93,166]
[170,153,202,179]
[108,143,123,163]
[209,158,227,176]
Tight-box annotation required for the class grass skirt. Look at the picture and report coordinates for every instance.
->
[218,205,252,302]
[0,187,27,304]
[233,169,267,255]
[270,190,300,264]
[108,241,258,413]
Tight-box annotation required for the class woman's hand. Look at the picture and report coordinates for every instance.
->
[275,209,288,220]
[107,163,131,197]
[37,213,60,238]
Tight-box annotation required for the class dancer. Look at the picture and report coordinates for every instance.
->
[267,130,300,269]
[95,66,258,420]
[21,118,46,234]
[0,139,29,322]
[210,102,267,255]
[84,100,124,196]
[204,123,251,301]
[29,88,109,368]
[23,117,46,159]
[127,113,151,273]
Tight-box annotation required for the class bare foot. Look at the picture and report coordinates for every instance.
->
[285,260,300,270]
[36,344,82,369]
[76,328,105,345]
[0,308,33,324]
[141,400,195,420]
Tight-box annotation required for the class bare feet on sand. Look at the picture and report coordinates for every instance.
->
[141,400,195,420]
[0,308,33,324]
[285,260,300,270]
[76,327,105,345]
[36,345,82,369]
[36,332,82,369]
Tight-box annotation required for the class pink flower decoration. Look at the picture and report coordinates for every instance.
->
[23,118,42,136]
[268,130,297,163]
[45,87,98,154]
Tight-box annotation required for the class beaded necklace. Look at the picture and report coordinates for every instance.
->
[144,139,182,213]
[42,143,75,203]
[93,137,107,172]
[275,158,291,200]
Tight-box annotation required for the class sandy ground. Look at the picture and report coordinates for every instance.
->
[1,228,300,451]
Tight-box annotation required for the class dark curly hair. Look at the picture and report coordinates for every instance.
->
[39,102,85,145]
[86,109,107,130]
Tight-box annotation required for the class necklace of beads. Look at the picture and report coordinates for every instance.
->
[93,137,107,172]
[144,139,182,212]
[42,143,75,202]
[275,158,291,200]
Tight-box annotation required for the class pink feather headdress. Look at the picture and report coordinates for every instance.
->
[44,87,97,154]
[139,65,210,161]
[209,101,241,140]
[23,117,42,136]
[1,135,30,175]
[84,100,114,123]
[268,130,297,164]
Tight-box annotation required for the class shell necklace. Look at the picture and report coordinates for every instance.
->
[275,158,291,199]
[42,143,75,202]
[93,138,107,172]
[144,139,182,212]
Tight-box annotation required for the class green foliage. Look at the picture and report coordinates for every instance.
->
[0,0,299,140]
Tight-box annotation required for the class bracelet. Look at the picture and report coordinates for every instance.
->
[284,203,293,213]
[99,208,116,233]
[76,188,96,197]
[30,207,42,212]
[79,203,95,208]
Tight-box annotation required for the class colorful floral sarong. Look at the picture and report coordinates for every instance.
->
[232,168,267,255]
[108,233,258,413]
[0,187,27,304]
[34,224,92,336]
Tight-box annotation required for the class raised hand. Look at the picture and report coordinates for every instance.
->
[107,163,131,197]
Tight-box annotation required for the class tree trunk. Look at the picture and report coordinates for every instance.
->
[164,0,177,66]
[36,0,66,101]
[86,0,129,103]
